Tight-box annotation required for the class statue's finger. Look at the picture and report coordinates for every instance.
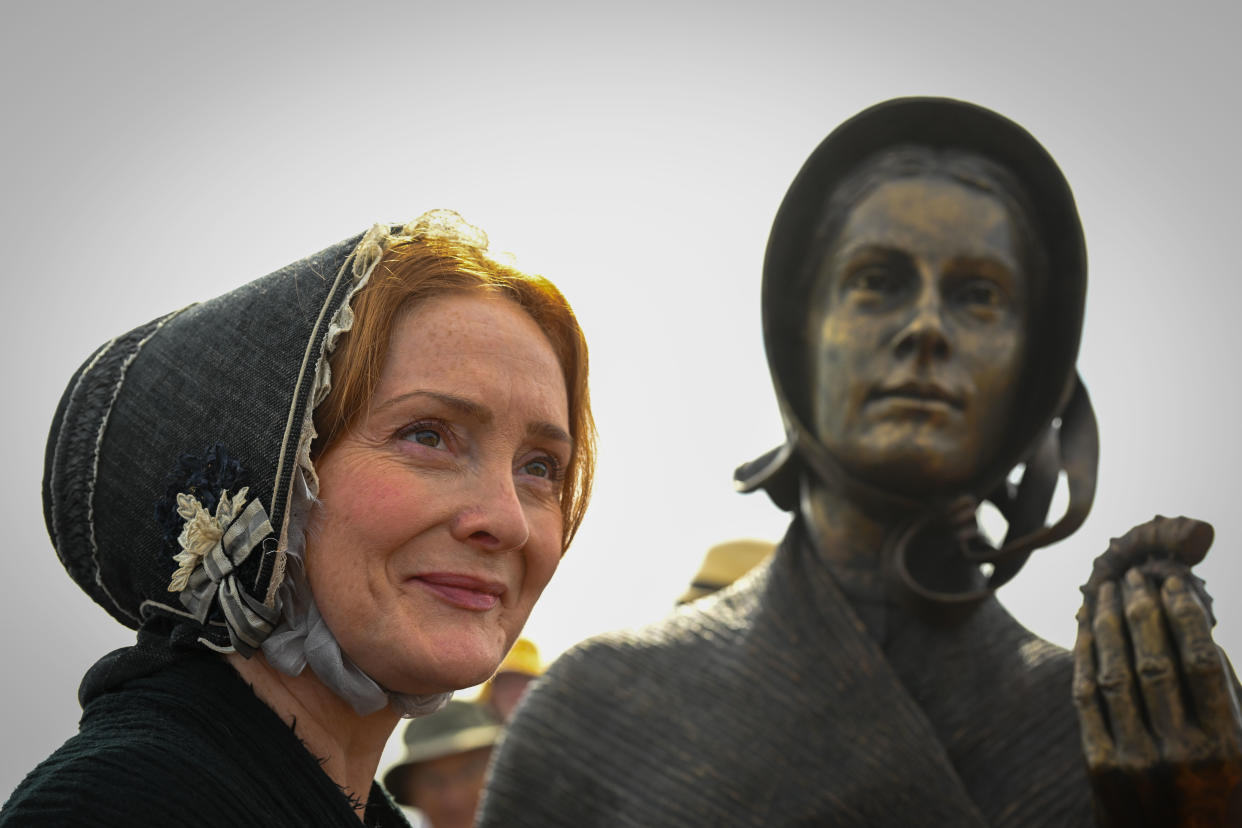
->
[1087,516,1216,594]
[1094,581,1159,767]
[1121,567,1192,756]
[1151,516,1214,567]
[1073,603,1115,769]
[1163,575,1238,744]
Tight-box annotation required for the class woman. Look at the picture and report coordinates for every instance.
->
[479,99,1240,825]
[3,210,595,826]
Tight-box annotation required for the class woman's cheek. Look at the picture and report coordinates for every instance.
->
[529,518,564,587]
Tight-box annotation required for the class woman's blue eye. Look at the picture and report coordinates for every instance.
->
[407,428,442,448]
[524,459,550,478]
[522,457,560,480]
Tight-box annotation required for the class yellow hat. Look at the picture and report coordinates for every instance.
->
[478,638,542,702]
[677,539,774,604]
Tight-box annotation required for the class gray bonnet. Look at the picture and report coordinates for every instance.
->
[44,217,456,715]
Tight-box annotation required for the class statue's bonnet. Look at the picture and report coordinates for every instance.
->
[736,97,1099,604]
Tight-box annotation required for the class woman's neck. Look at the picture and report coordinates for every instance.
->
[226,651,400,822]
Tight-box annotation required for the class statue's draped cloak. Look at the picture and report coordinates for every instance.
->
[479,522,1094,826]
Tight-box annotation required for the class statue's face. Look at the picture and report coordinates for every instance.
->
[807,174,1029,495]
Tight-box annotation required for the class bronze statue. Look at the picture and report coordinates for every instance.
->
[477,98,1241,826]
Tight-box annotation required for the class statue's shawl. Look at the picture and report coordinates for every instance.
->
[480,523,1094,827]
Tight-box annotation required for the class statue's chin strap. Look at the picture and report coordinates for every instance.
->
[736,374,1099,617]
[890,375,1099,618]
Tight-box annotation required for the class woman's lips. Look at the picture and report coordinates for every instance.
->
[411,573,504,611]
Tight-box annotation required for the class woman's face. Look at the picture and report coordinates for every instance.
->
[307,292,571,696]
[807,174,1029,495]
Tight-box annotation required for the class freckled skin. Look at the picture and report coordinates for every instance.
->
[808,176,1029,496]
[306,294,570,697]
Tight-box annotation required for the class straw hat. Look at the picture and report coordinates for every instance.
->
[677,539,774,604]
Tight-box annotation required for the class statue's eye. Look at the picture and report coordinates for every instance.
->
[846,266,902,296]
[958,280,1001,306]
[834,249,915,308]
[947,274,1014,320]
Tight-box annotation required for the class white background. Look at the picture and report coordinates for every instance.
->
[3,0,1240,800]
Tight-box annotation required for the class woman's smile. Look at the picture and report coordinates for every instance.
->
[409,572,507,612]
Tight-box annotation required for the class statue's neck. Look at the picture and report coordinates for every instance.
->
[800,479,909,574]
[798,480,906,649]
[799,478,984,642]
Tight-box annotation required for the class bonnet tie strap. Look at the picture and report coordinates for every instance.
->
[890,376,1099,618]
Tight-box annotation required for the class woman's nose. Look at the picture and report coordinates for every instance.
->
[449,469,531,553]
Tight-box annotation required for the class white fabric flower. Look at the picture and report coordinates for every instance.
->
[168,487,249,592]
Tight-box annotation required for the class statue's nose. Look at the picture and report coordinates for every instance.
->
[894,287,950,362]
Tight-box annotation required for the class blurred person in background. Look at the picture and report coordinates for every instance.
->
[2,210,595,826]
[675,539,774,605]
[477,637,543,722]
[383,700,502,828]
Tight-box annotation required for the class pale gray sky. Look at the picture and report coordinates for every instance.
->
[3,0,1240,800]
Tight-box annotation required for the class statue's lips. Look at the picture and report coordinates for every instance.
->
[868,382,964,410]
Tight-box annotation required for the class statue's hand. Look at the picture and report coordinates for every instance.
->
[1073,516,1242,826]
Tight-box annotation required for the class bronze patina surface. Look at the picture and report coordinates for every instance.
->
[479,98,1241,826]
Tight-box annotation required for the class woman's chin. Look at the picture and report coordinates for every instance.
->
[384,670,488,698]
[363,642,508,697]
